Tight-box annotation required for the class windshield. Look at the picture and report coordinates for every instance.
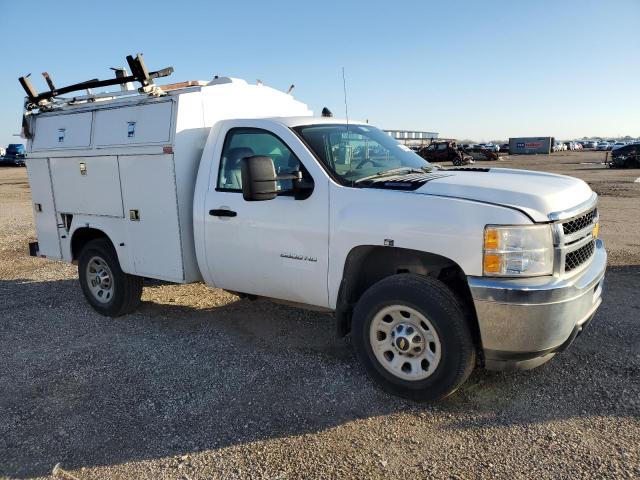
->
[293,124,431,184]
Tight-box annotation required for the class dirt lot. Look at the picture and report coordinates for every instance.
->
[1,151,639,479]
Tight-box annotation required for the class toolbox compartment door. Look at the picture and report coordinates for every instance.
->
[94,102,173,146]
[31,112,92,150]
[119,154,184,281]
[50,156,123,217]
[25,158,62,259]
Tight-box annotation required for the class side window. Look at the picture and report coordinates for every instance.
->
[436,144,447,151]
[216,128,304,193]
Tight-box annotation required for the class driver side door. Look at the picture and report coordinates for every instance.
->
[203,121,330,307]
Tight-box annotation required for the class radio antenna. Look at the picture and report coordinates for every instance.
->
[342,67,349,125]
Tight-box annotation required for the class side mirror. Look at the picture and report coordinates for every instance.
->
[241,156,277,201]
[240,154,315,201]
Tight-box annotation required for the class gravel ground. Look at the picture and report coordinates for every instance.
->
[0,151,639,479]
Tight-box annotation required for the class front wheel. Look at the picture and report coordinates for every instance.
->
[78,238,143,316]
[352,274,476,401]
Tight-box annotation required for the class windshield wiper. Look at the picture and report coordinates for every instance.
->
[354,166,432,184]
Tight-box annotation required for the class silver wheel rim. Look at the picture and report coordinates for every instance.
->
[86,256,114,304]
[369,305,442,381]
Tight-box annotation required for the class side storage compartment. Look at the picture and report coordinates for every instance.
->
[25,158,62,259]
[94,102,173,146]
[119,154,184,281]
[50,156,124,217]
[31,112,92,150]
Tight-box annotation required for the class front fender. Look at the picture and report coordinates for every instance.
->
[328,186,532,308]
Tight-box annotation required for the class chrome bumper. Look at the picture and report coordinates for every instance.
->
[468,238,607,370]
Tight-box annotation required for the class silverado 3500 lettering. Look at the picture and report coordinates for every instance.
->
[281,253,318,262]
[21,56,606,400]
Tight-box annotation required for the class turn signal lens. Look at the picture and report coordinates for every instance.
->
[483,254,502,273]
[593,222,600,239]
[484,228,499,250]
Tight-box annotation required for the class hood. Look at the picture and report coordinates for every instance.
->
[416,168,593,222]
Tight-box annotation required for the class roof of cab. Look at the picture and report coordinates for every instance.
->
[268,116,370,128]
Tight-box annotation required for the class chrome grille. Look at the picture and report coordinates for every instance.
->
[565,240,595,272]
[562,208,597,236]
[552,198,599,276]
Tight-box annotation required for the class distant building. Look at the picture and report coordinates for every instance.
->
[384,130,439,148]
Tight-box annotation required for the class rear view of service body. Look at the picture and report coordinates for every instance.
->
[21,55,606,400]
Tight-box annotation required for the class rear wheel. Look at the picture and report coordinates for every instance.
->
[78,238,143,316]
[352,274,475,401]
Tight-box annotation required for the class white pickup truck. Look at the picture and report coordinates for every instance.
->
[22,67,606,400]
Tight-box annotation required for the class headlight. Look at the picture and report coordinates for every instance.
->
[483,225,553,276]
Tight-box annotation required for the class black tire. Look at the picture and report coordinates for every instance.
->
[627,156,640,168]
[352,274,476,401]
[78,238,143,316]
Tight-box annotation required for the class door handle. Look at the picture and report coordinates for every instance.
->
[209,209,237,217]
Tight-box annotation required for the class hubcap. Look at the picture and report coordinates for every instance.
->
[392,323,424,355]
[86,256,114,304]
[369,305,442,381]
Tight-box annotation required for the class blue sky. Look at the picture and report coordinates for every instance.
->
[0,0,638,146]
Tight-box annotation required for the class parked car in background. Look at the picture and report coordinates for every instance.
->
[418,141,474,166]
[1,144,26,166]
[499,143,509,152]
[609,143,640,168]
[583,141,597,149]
[462,145,501,161]
[553,142,565,152]
[483,143,500,152]
[0,146,5,157]
[612,142,626,150]
[596,142,610,151]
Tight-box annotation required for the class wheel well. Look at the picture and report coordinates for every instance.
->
[336,246,480,345]
[71,228,110,261]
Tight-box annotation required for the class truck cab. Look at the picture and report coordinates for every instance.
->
[3,143,26,166]
[21,62,606,401]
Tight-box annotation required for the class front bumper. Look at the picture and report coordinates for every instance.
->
[468,238,606,370]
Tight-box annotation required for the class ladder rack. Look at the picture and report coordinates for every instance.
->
[19,53,174,111]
